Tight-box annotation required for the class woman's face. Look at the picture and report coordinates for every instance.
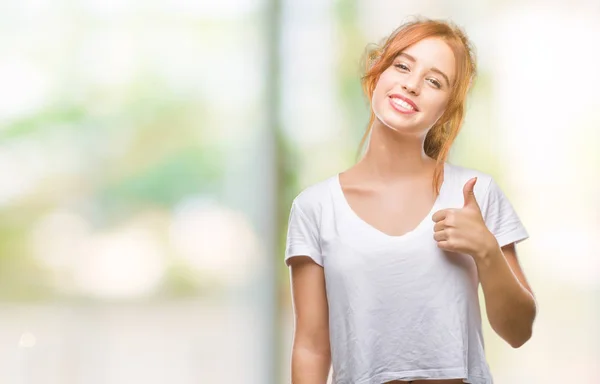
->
[372,36,456,135]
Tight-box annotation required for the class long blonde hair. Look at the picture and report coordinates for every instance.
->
[358,17,477,195]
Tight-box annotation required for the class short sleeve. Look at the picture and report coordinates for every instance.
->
[480,177,530,248]
[284,200,323,267]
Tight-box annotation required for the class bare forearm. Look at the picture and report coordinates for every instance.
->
[476,246,537,348]
[291,346,331,384]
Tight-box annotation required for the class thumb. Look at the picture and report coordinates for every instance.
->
[463,177,479,208]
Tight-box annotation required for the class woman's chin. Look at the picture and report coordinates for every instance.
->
[382,119,421,134]
[375,113,426,134]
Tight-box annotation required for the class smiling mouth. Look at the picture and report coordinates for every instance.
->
[389,96,418,114]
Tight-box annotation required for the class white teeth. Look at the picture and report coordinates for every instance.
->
[391,97,415,111]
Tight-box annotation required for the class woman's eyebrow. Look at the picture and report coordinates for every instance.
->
[397,52,451,87]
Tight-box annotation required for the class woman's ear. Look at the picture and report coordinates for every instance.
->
[368,49,383,69]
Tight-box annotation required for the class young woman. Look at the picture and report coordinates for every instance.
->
[284,17,537,384]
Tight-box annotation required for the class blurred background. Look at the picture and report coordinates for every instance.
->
[0,0,598,383]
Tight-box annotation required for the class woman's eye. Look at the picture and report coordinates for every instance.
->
[394,63,409,71]
[428,79,441,88]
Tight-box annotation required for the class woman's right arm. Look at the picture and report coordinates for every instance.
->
[288,256,331,384]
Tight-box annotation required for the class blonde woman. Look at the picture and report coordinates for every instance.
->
[285,17,537,384]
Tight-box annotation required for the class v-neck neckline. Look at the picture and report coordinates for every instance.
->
[333,162,449,242]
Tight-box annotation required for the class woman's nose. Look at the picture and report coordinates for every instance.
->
[402,76,420,95]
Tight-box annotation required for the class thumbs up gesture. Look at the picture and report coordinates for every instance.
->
[431,177,498,261]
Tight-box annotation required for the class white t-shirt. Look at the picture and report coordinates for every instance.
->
[284,161,529,384]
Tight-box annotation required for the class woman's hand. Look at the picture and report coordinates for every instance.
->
[432,177,498,261]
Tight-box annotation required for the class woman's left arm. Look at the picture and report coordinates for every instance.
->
[432,176,538,349]
[475,242,537,348]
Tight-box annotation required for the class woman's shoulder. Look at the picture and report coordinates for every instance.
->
[290,173,338,215]
[444,161,498,203]
[446,161,495,187]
